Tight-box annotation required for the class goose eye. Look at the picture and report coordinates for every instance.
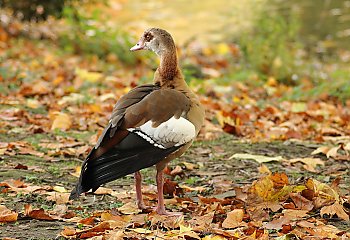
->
[144,33,153,42]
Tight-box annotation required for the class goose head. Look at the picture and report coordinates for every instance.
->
[130,28,176,56]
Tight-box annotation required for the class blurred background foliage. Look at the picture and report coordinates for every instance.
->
[0,0,349,101]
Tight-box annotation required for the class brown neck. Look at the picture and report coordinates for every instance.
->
[158,49,178,83]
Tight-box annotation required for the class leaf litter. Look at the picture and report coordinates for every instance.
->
[0,12,349,240]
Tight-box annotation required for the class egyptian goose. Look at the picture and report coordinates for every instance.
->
[69,28,205,215]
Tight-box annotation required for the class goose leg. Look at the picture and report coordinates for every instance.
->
[155,166,182,216]
[155,169,167,214]
[134,171,147,210]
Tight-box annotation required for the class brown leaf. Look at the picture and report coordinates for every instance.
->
[182,161,197,170]
[222,209,246,228]
[24,204,54,220]
[320,202,349,221]
[0,205,18,223]
[100,212,129,229]
[289,157,325,172]
[289,192,314,211]
[46,192,70,204]
[60,227,76,237]
[14,163,28,170]
[311,146,330,155]
[170,165,183,176]
[117,202,141,215]
[164,178,182,196]
[0,179,26,188]
[16,145,45,158]
[50,112,72,131]
[188,212,214,231]
[264,210,308,230]
[79,216,96,226]
[93,187,114,195]
[326,145,341,159]
[270,172,289,188]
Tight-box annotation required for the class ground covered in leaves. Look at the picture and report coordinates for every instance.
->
[0,19,350,239]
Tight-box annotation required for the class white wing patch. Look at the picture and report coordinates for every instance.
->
[128,116,196,149]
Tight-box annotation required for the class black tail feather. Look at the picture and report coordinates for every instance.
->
[69,132,179,200]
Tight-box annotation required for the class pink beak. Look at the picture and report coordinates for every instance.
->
[130,41,145,51]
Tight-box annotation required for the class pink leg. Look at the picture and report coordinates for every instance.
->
[155,169,182,216]
[155,169,167,214]
[134,171,147,210]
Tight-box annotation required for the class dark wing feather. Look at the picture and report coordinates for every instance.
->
[70,84,191,199]
[70,132,180,199]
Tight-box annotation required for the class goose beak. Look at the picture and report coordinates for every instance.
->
[130,41,145,51]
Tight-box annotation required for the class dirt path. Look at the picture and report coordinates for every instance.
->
[1,134,349,239]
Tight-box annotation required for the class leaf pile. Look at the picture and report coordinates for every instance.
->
[0,15,350,240]
[2,172,349,239]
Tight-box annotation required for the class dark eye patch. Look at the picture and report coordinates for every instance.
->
[144,32,153,42]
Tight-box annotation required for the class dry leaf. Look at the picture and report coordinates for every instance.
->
[0,205,18,223]
[289,158,325,172]
[222,209,245,228]
[289,193,314,211]
[311,146,330,155]
[117,202,141,215]
[24,204,54,220]
[231,153,284,163]
[326,145,341,159]
[53,186,68,193]
[50,112,72,131]
[93,187,115,195]
[320,202,349,221]
[258,164,271,175]
[46,192,70,204]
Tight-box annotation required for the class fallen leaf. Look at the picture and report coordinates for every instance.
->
[75,67,103,83]
[46,192,70,204]
[117,202,141,215]
[291,102,307,113]
[60,227,76,237]
[170,165,183,176]
[326,145,341,159]
[14,163,28,170]
[182,162,197,170]
[230,153,284,163]
[202,235,227,240]
[289,158,325,172]
[258,164,271,175]
[53,186,68,193]
[289,193,314,211]
[179,184,206,193]
[50,112,72,131]
[187,212,214,231]
[320,202,349,221]
[79,216,96,226]
[179,224,193,233]
[222,209,245,228]
[311,146,330,155]
[0,205,18,223]
[130,228,153,234]
[24,204,54,220]
[93,187,114,195]
[270,172,289,188]
[264,210,308,230]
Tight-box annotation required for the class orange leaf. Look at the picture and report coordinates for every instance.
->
[222,209,246,228]
[0,205,18,223]
[24,204,54,220]
[50,112,72,131]
[270,172,289,188]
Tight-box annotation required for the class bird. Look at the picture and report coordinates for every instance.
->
[69,28,205,215]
